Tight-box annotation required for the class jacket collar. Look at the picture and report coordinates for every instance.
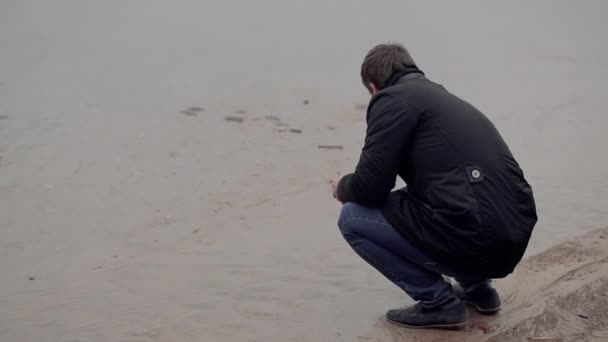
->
[384,66,424,88]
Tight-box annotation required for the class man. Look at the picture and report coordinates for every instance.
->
[331,43,537,329]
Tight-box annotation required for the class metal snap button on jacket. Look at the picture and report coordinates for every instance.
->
[465,166,484,183]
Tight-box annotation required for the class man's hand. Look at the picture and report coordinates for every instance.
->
[329,178,342,203]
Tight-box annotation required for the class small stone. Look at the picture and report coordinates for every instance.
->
[289,129,302,134]
[28,276,35,281]
[302,99,310,105]
[476,323,493,334]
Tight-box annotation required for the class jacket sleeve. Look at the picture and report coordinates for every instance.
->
[336,93,419,206]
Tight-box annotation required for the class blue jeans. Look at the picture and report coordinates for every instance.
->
[338,203,489,306]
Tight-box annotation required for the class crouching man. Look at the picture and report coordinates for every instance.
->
[331,43,537,329]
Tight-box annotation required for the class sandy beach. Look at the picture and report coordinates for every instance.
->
[1,1,607,341]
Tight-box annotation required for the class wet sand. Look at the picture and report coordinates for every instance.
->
[1,1,608,341]
[365,227,608,342]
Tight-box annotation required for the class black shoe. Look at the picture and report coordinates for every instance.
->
[454,283,501,314]
[386,298,468,329]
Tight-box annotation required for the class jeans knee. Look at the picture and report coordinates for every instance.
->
[338,202,360,235]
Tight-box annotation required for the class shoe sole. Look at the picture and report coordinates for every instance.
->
[462,300,501,315]
[386,317,468,329]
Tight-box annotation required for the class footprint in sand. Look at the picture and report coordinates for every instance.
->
[224,116,244,123]
[264,115,280,122]
[180,106,204,116]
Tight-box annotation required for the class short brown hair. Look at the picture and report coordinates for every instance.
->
[361,43,416,92]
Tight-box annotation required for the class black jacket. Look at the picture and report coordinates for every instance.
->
[337,67,537,278]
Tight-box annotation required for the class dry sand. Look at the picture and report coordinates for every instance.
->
[1,1,608,341]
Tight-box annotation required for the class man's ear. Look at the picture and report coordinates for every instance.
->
[368,83,379,95]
